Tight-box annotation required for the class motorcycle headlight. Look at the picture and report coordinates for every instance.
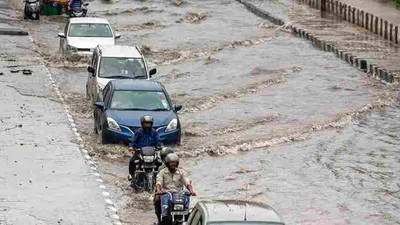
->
[107,117,120,131]
[174,204,184,211]
[143,156,154,163]
[67,45,78,52]
[165,119,178,132]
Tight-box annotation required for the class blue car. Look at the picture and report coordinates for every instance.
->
[93,79,182,145]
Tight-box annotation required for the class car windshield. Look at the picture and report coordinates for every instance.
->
[68,23,113,37]
[110,90,170,111]
[99,57,147,79]
[208,222,284,225]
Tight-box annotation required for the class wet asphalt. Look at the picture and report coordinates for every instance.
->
[0,9,112,225]
[4,0,400,224]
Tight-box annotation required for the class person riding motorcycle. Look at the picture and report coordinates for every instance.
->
[128,115,163,186]
[67,0,87,16]
[152,147,174,223]
[154,153,196,225]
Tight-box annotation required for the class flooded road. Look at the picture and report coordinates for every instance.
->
[189,105,400,225]
[13,0,400,224]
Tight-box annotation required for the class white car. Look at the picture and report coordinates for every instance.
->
[58,17,121,55]
[86,45,157,102]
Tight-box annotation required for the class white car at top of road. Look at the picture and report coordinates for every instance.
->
[86,45,157,102]
[58,17,121,55]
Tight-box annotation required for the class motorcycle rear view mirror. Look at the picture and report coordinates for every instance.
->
[83,2,89,6]
[149,68,157,77]
[87,65,95,75]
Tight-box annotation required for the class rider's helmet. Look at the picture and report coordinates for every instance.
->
[160,147,174,162]
[165,153,179,171]
[140,115,153,129]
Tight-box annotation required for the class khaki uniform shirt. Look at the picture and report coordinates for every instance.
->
[156,168,190,193]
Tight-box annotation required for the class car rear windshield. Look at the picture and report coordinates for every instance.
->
[99,57,147,79]
[110,90,170,111]
[68,23,113,37]
[207,222,284,225]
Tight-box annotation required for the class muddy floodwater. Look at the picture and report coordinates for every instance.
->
[13,0,400,224]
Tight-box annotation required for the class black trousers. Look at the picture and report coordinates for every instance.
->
[128,151,140,176]
[154,194,161,224]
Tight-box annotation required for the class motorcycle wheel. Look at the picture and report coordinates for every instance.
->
[146,173,153,192]
[161,216,172,225]
[133,172,144,191]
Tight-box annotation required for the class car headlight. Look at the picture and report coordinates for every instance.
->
[66,45,78,52]
[97,83,105,94]
[107,117,120,131]
[165,119,178,132]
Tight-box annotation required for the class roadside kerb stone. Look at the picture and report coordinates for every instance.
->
[235,0,399,84]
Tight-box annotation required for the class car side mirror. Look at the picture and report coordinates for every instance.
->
[149,68,157,77]
[174,104,183,112]
[83,2,89,6]
[58,33,66,38]
[87,65,95,76]
[115,33,121,39]
[94,102,105,111]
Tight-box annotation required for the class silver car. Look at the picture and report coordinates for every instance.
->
[187,199,285,225]
[86,45,157,102]
[58,17,121,55]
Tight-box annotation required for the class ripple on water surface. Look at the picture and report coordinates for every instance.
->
[188,105,400,225]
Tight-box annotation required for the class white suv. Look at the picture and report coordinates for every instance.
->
[58,17,121,55]
[86,45,157,101]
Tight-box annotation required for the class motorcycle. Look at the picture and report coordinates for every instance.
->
[133,146,161,192]
[160,191,191,225]
[68,2,89,17]
[24,0,40,20]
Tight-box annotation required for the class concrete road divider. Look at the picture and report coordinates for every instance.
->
[236,0,399,85]
[0,28,29,36]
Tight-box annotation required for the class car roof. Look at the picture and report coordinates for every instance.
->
[69,17,110,24]
[98,45,142,58]
[197,200,283,223]
[110,80,163,91]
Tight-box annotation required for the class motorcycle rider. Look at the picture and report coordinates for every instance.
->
[67,0,87,16]
[152,147,174,223]
[128,115,163,186]
[155,153,196,225]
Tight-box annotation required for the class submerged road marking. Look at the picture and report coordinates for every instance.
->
[27,35,123,225]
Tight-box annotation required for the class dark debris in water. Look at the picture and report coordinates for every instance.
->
[101,7,163,16]
[176,12,206,24]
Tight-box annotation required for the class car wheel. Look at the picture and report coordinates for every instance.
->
[175,135,181,146]
[100,123,110,144]
[93,112,98,134]
[86,85,90,100]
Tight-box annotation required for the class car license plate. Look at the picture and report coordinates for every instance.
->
[171,210,188,216]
